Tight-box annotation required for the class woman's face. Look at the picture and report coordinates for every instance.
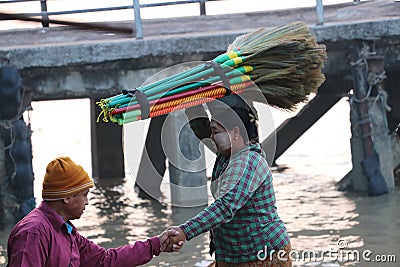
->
[210,120,233,156]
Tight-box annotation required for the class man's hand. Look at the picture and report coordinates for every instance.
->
[158,229,185,252]
[166,226,187,251]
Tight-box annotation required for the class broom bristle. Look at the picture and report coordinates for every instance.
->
[228,21,327,110]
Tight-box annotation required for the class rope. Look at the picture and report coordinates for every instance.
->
[0,87,30,184]
[150,87,227,112]
[349,55,391,140]
[371,87,391,130]
[150,93,227,118]
[148,82,249,118]
[119,82,250,124]
[113,83,225,115]
[351,83,373,103]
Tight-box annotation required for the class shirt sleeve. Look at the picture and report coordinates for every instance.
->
[77,233,161,267]
[7,231,48,267]
[180,152,269,240]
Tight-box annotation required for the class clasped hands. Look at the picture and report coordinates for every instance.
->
[158,226,187,253]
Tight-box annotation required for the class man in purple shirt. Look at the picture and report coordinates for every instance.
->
[7,157,183,267]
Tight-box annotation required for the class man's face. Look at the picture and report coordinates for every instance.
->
[64,189,89,220]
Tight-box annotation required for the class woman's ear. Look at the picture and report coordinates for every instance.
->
[232,127,241,140]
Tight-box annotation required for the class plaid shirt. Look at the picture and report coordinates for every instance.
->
[180,143,290,263]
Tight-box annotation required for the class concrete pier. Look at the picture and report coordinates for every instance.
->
[90,99,125,179]
[349,99,395,192]
[0,67,35,228]
[394,137,400,186]
[163,110,208,207]
[134,115,167,200]
[0,136,6,229]
[346,43,394,194]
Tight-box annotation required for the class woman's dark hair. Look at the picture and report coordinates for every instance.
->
[208,94,259,143]
[212,107,259,143]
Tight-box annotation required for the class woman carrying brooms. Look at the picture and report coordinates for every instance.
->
[160,23,325,266]
[169,93,293,267]
[98,21,327,266]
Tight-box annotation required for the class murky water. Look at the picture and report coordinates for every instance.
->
[0,98,398,266]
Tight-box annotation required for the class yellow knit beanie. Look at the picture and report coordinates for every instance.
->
[42,157,94,200]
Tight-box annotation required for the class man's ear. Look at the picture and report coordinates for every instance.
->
[63,197,71,204]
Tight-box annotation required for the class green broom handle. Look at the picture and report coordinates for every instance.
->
[114,65,253,112]
[110,56,248,108]
[119,73,253,123]
[142,55,246,97]
[120,65,253,110]
[106,51,241,108]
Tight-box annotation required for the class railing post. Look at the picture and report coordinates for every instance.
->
[199,0,206,16]
[316,0,324,26]
[133,0,143,39]
[40,0,49,27]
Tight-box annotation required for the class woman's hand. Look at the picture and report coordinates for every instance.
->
[158,227,186,252]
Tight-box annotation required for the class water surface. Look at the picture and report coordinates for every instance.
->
[1,98,398,267]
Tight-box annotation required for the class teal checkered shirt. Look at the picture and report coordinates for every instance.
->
[180,143,290,263]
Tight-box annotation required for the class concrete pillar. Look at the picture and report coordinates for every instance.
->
[162,109,208,207]
[0,66,35,228]
[386,71,400,131]
[316,0,324,25]
[349,101,395,191]
[134,115,167,201]
[0,134,6,229]
[348,44,394,193]
[348,124,368,192]
[392,135,400,186]
[90,99,125,179]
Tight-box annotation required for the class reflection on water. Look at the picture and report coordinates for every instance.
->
[76,177,212,266]
[0,99,399,267]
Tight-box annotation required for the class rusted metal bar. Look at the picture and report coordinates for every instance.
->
[133,0,143,39]
[0,12,133,34]
[316,0,324,25]
[40,0,49,27]
[200,0,206,15]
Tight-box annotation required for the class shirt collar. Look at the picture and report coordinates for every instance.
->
[38,201,77,234]
[65,221,73,234]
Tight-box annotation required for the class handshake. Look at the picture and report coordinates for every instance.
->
[158,226,187,252]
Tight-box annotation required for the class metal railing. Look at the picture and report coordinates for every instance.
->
[0,0,362,38]
[0,0,207,39]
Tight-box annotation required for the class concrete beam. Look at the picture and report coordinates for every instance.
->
[0,16,400,100]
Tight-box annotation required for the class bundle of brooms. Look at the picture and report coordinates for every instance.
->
[97,21,327,125]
